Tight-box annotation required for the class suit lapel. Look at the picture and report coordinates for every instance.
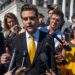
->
[20,31,46,66]
[32,31,47,65]
[21,32,31,65]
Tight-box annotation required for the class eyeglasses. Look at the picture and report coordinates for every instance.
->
[22,16,36,21]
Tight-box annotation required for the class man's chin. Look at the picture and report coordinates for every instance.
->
[27,29,35,34]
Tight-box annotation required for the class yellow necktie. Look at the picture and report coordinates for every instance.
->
[29,35,36,64]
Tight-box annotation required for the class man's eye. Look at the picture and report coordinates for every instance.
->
[23,16,35,21]
[30,16,35,20]
[23,18,28,21]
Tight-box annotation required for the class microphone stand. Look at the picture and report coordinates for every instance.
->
[20,51,30,75]
[21,51,27,67]
[8,48,17,71]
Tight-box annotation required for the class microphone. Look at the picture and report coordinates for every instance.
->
[50,33,71,51]
[45,42,57,54]
[21,51,27,67]
[45,36,68,65]
[8,48,17,71]
[40,53,50,73]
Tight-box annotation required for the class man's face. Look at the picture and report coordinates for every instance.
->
[21,10,38,34]
[73,29,75,38]
[38,17,44,24]
[72,18,75,25]
[50,14,61,29]
[48,10,54,19]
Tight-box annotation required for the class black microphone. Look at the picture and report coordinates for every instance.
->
[40,53,50,73]
[8,48,17,71]
[45,36,68,65]
[21,51,27,67]
[50,33,71,51]
[45,42,57,54]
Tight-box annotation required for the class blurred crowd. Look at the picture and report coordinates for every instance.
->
[0,3,75,75]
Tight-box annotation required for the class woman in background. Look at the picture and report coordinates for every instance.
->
[0,13,21,75]
[59,27,75,75]
[3,12,21,39]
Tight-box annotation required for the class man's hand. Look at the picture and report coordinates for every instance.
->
[55,52,64,63]
[46,69,55,75]
[1,46,11,64]
[1,53,11,64]
[4,71,13,75]
[15,67,26,75]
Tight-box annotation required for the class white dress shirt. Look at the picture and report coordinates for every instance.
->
[26,30,39,52]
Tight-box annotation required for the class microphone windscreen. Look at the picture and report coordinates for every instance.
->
[40,53,48,63]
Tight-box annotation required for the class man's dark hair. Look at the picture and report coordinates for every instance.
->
[38,13,44,18]
[71,27,75,38]
[52,10,64,19]
[71,13,75,19]
[48,7,54,13]
[20,4,38,19]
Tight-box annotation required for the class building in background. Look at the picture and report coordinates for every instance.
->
[0,0,75,27]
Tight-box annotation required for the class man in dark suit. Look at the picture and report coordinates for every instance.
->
[11,3,53,75]
[1,4,56,75]
[10,4,49,75]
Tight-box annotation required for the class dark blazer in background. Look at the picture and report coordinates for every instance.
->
[0,32,4,55]
[63,25,72,41]
[0,32,5,75]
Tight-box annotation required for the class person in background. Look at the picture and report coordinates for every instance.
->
[3,12,21,39]
[38,13,47,27]
[46,7,55,25]
[59,27,75,75]
[64,13,75,42]
[0,12,21,75]
[47,4,65,31]
[3,12,21,54]
[51,4,58,11]
[39,10,65,48]
[40,10,66,75]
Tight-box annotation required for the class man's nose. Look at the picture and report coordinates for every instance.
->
[54,19,57,24]
[28,18,31,23]
[10,22,13,26]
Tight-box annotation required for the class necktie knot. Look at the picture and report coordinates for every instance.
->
[29,35,34,39]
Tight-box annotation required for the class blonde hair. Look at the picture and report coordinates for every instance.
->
[4,12,19,31]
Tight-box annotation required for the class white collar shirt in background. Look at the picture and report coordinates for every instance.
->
[38,26,64,48]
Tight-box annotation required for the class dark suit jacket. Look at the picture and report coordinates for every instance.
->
[64,25,72,33]
[0,32,4,55]
[11,30,48,75]
[63,25,72,41]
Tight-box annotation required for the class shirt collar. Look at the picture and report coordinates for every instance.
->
[26,30,39,40]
